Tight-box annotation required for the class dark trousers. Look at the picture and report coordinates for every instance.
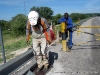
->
[66,29,73,48]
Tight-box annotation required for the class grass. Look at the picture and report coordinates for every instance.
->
[0,58,3,63]
[54,24,61,35]
[0,37,32,63]
[0,31,32,64]
[6,54,14,60]
[5,38,26,53]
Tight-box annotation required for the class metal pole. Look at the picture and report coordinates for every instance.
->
[24,2,26,15]
[61,22,69,51]
[77,26,100,28]
[0,25,6,63]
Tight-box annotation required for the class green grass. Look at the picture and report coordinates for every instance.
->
[0,37,32,63]
[0,58,3,63]
[0,31,32,63]
[6,54,14,59]
[4,37,32,54]
[54,24,61,35]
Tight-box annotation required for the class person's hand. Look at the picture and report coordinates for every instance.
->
[54,36,57,40]
[65,21,68,25]
[47,40,51,45]
[64,28,68,31]
[26,41,29,45]
[63,20,68,25]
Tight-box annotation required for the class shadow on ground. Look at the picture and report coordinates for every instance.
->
[48,51,58,66]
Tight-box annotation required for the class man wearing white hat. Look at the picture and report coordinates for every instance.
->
[26,11,52,72]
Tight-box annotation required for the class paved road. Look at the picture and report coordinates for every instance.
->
[47,17,100,75]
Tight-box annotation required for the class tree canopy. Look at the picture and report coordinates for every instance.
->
[52,14,62,25]
[30,6,53,20]
[0,20,11,30]
[10,14,27,36]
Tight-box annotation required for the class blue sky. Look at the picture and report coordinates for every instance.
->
[0,0,100,21]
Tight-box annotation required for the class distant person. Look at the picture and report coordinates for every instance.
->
[59,12,73,50]
[26,11,55,72]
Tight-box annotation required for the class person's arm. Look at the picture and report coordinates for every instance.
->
[44,18,50,29]
[41,17,49,31]
[26,21,31,43]
[58,17,65,23]
[41,18,53,44]
[67,18,73,29]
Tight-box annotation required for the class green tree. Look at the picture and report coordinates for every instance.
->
[30,6,53,20]
[71,13,97,22]
[0,20,11,30]
[11,14,27,36]
[70,13,79,22]
[52,14,62,25]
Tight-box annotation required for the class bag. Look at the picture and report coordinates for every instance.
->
[50,29,56,40]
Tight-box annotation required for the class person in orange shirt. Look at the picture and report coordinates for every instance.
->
[26,11,53,72]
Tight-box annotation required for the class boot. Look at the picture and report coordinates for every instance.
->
[36,56,43,72]
[43,63,49,71]
[36,68,41,72]
[42,55,49,71]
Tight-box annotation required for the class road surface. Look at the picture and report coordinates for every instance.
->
[47,17,100,75]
